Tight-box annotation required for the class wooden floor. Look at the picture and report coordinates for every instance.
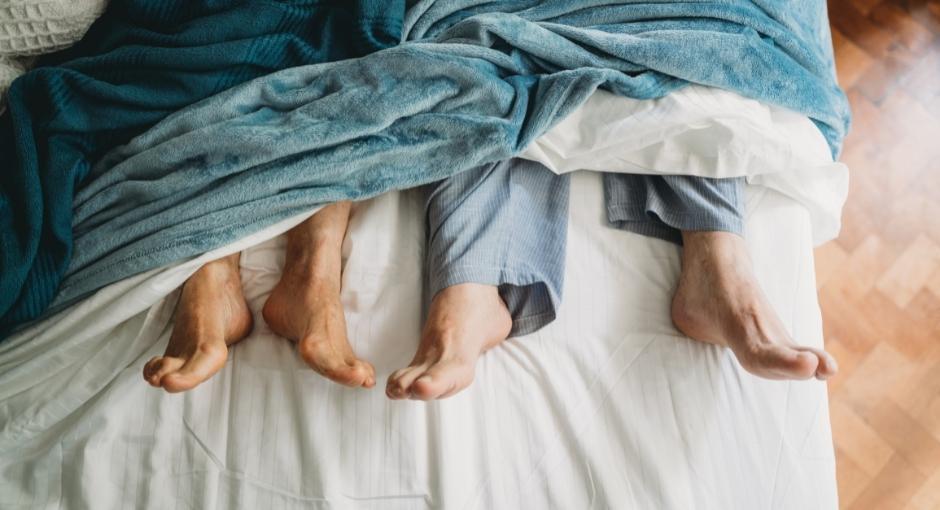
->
[818,1,940,508]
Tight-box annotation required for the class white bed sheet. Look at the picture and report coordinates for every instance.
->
[0,176,836,509]
[0,88,839,509]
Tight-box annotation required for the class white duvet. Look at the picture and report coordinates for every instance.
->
[0,86,844,509]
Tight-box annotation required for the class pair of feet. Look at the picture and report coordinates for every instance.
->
[141,246,507,398]
[140,202,501,398]
[144,202,376,393]
[144,209,837,397]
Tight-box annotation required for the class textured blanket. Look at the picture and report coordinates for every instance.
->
[0,0,850,337]
[0,0,405,334]
[0,0,109,112]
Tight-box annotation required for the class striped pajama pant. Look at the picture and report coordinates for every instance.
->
[422,159,744,336]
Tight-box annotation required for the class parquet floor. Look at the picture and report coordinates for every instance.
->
[819,1,940,508]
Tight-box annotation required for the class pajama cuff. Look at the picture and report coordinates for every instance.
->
[606,204,746,245]
[428,263,560,338]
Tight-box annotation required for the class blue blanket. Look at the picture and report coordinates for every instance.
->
[0,0,405,334]
[2,0,850,336]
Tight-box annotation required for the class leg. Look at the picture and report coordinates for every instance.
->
[605,174,838,380]
[143,252,253,392]
[262,201,375,388]
[387,159,570,400]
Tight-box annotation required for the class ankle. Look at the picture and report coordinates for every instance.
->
[194,254,241,281]
[681,231,749,267]
[280,262,341,293]
[286,203,351,246]
[436,282,502,302]
[682,230,744,252]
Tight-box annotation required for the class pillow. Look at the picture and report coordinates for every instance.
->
[0,0,108,110]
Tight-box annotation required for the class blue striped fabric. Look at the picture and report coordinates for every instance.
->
[424,159,568,337]
[426,167,744,335]
[605,175,745,244]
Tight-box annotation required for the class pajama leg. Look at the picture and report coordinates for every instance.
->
[602,172,840,382]
[603,174,745,244]
[424,159,569,337]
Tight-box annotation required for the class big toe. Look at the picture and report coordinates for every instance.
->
[800,347,838,380]
[161,372,203,393]
[300,343,374,388]
[324,360,375,388]
[741,344,819,380]
[160,344,227,393]
[410,374,452,400]
[410,361,474,401]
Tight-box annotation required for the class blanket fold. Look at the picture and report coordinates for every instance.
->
[0,0,405,334]
[0,0,850,337]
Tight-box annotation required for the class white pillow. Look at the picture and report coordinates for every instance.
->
[0,0,108,110]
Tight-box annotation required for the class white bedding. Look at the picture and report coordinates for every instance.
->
[0,87,841,509]
[525,85,848,244]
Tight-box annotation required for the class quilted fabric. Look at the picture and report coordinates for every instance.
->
[0,0,108,109]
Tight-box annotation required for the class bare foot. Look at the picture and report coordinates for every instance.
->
[386,283,512,400]
[262,202,375,388]
[143,253,253,392]
[671,231,838,380]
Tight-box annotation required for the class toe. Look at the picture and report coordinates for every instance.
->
[161,343,227,393]
[409,360,474,401]
[789,351,820,380]
[299,340,375,388]
[322,361,373,388]
[144,356,184,387]
[410,375,445,400]
[356,360,376,388]
[800,347,838,380]
[143,357,162,385]
[386,365,428,399]
[385,370,408,399]
[740,343,818,380]
[410,374,459,400]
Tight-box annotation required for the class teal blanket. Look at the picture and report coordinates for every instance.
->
[0,0,404,334]
[0,0,850,336]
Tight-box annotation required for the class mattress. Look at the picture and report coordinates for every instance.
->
[0,87,842,509]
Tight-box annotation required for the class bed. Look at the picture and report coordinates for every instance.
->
[0,86,846,509]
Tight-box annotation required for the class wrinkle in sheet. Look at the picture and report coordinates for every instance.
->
[0,119,836,509]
